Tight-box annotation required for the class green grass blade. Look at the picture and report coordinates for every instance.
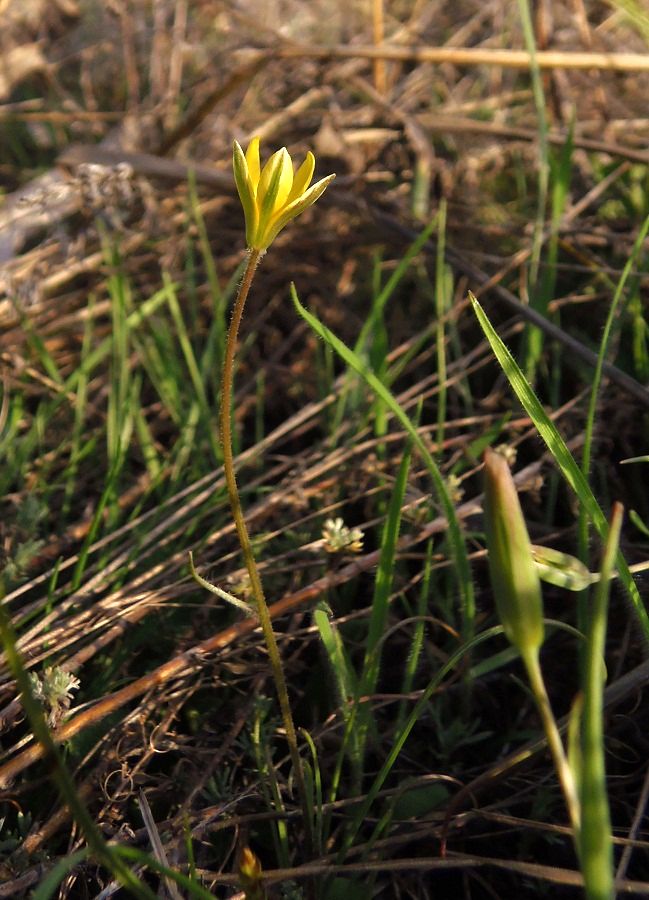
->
[518,0,550,378]
[0,582,154,899]
[435,199,451,450]
[164,274,221,463]
[70,445,125,590]
[355,439,412,766]
[470,292,649,642]
[314,601,357,710]
[578,504,620,900]
[354,215,439,357]
[112,845,217,898]
[332,216,439,437]
[61,294,95,520]
[338,625,504,860]
[106,251,132,466]
[33,849,90,899]
[300,727,324,858]
[397,538,434,733]
[16,310,64,387]
[292,285,475,640]
[578,211,649,622]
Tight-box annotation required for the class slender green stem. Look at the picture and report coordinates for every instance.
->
[524,649,581,838]
[578,505,619,900]
[220,249,313,855]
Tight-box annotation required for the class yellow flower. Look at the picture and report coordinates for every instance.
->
[238,846,264,899]
[233,137,335,251]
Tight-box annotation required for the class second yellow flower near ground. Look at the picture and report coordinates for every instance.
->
[233,137,335,251]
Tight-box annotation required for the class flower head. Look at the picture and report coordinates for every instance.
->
[233,137,335,251]
[28,665,81,727]
[321,517,364,554]
[238,846,264,899]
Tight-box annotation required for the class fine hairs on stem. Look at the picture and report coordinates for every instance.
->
[210,138,334,858]
[219,247,313,855]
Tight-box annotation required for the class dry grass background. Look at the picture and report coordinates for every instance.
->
[1,0,649,896]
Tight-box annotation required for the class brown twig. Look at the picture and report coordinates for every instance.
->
[277,43,649,72]
[371,0,387,93]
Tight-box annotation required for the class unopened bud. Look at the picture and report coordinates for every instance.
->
[483,447,544,661]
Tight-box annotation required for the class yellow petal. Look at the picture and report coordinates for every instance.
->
[264,173,335,247]
[287,151,315,203]
[258,147,293,213]
[254,148,294,248]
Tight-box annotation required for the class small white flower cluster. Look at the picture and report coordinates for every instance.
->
[321,517,364,554]
[28,666,80,727]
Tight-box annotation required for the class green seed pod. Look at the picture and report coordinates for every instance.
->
[483,447,545,662]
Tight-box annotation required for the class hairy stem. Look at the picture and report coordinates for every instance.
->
[220,248,313,854]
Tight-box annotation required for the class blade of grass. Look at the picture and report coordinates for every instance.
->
[332,216,439,437]
[434,200,452,450]
[518,0,550,379]
[314,600,363,820]
[112,846,217,899]
[313,601,357,714]
[61,294,95,521]
[133,398,162,481]
[354,215,439,357]
[300,728,324,859]
[396,538,434,734]
[187,169,226,366]
[355,438,413,774]
[369,259,389,459]
[0,580,154,899]
[106,244,132,466]
[337,625,505,861]
[33,848,90,900]
[70,284,174,396]
[251,704,290,869]
[292,285,475,641]
[577,503,620,900]
[578,212,649,629]
[470,292,649,642]
[70,443,126,590]
[164,274,221,463]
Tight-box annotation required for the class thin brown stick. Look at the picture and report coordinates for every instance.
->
[371,0,387,93]
[165,852,649,891]
[0,109,123,122]
[278,43,649,72]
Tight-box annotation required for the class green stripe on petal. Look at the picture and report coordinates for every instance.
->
[233,141,259,249]
[258,149,293,210]
[256,148,293,248]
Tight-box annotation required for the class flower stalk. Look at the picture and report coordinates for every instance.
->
[220,249,313,854]
[483,447,581,836]
[216,138,333,856]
